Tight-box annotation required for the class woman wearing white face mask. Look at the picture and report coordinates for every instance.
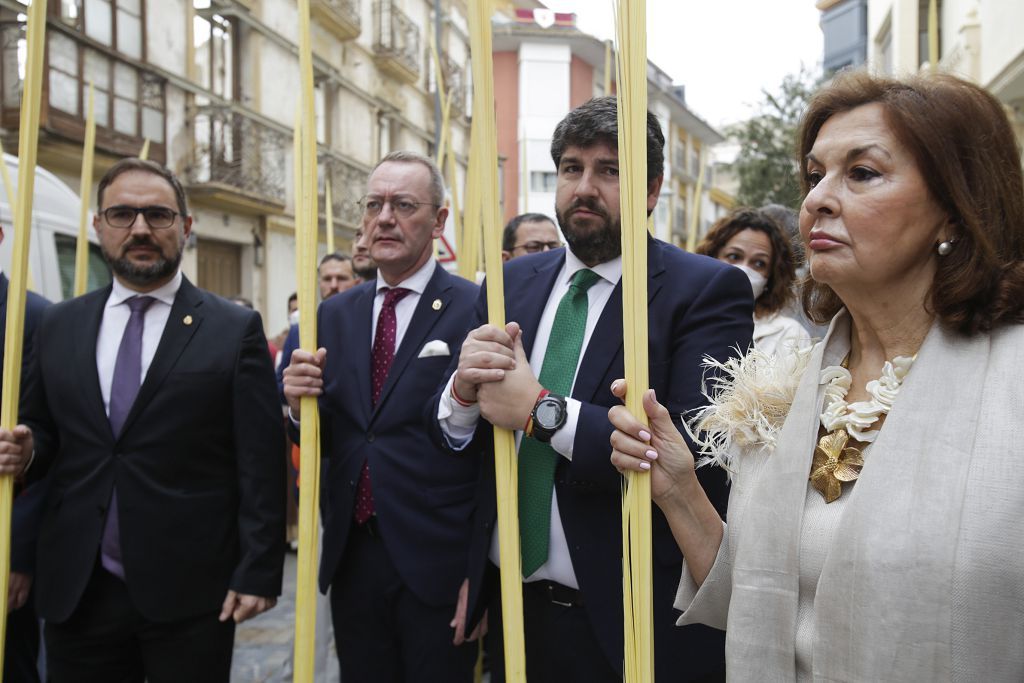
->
[697,208,810,355]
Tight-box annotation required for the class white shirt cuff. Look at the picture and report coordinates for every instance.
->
[547,397,579,461]
[438,374,480,449]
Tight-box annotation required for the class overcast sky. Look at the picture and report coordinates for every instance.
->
[542,1,825,129]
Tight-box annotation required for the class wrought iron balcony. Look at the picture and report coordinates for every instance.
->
[186,104,289,215]
[311,0,360,41]
[318,150,370,229]
[439,52,467,117]
[372,0,420,85]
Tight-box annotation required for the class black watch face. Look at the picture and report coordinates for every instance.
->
[535,399,562,428]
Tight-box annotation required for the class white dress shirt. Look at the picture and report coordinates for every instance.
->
[371,258,436,350]
[438,249,621,588]
[96,272,182,418]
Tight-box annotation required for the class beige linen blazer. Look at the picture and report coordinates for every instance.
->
[677,311,1024,682]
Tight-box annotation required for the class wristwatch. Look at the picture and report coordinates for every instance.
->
[530,391,567,443]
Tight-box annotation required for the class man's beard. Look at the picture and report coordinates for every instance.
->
[555,198,621,266]
[353,260,377,281]
[104,236,183,287]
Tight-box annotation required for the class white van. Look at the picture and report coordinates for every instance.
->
[0,153,111,302]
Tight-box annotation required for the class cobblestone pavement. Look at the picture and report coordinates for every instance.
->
[230,552,341,683]
[229,552,491,682]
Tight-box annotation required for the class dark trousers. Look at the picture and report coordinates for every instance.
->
[44,564,235,683]
[3,596,41,683]
[330,519,477,683]
[487,576,619,683]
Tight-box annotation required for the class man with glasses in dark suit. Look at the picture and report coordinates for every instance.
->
[501,213,563,262]
[0,158,285,682]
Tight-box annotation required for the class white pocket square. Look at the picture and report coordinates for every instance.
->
[418,339,450,358]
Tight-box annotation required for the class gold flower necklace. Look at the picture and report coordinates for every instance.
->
[809,353,915,503]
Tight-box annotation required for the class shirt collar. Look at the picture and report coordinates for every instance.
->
[376,258,436,297]
[109,270,182,308]
[563,247,622,287]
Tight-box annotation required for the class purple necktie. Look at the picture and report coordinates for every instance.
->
[101,295,155,579]
[354,287,411,525]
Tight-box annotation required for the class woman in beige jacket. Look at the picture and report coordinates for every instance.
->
[610,70,1024,681]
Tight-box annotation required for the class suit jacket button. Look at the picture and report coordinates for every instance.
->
[97,505,105,516]
[366,432,375,443]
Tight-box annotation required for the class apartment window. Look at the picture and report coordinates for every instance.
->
[530,171,557,193]
[49,32,80,115]
[47,35,165,140]
[55,0,143,60]
[193,2,235,99]
[314,79,331,145]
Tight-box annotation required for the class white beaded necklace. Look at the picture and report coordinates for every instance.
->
[819,355,916,442]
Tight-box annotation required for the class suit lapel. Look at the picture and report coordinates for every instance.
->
[117,278,203,440]
[571,239,664,403]
[349,285,376,423]
[78,286,114,435]
[508,253,563,361]
[372,266,450,418]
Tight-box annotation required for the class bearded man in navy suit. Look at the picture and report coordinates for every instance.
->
[433,97,754,682]
[283,151,480,682]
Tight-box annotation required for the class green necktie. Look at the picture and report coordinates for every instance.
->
[518,268,602,577]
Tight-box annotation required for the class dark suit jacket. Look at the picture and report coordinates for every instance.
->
[22,277,286,623]
[1,273,50,575]
[314,263,479,606]
[275,323,299,402]
[431,239,754,680]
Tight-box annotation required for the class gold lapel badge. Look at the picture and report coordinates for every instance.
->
[183,315,194,326]
[431,299,442,311]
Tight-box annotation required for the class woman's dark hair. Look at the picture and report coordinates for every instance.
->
[697,207,797,317]
[797,69,1024,334]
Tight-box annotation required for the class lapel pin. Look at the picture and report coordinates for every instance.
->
[431,298,442,311]
[183,315,193,326]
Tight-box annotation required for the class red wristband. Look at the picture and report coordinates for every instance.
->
[524,389,550,434]
[451,378,477,407]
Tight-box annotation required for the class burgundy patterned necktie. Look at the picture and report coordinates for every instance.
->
[354,287,412,524]
[101,295,155,579]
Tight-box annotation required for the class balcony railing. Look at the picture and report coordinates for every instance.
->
[372,0,420,84]
[439,52,467,117]
[319,151,370,228]
[186,104,288,214]
[311,0,360,41]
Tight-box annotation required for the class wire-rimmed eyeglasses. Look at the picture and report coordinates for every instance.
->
[358,196,440,219]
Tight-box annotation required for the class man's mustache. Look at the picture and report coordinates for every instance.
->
[567,199,608,219]
[123,236,159,249]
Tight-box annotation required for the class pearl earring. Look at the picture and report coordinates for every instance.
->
[937,238,956,256]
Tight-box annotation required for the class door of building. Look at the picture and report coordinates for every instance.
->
[197,237,242,298]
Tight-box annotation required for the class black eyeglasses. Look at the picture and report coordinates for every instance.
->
[100,205,182,230]
[513,240,563,254]
[358,196,440,219]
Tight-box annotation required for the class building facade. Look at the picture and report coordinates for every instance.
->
[819,0,869,73]
[491,9,727,249]
[0,0,520,335]
[816,0,1024,141]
